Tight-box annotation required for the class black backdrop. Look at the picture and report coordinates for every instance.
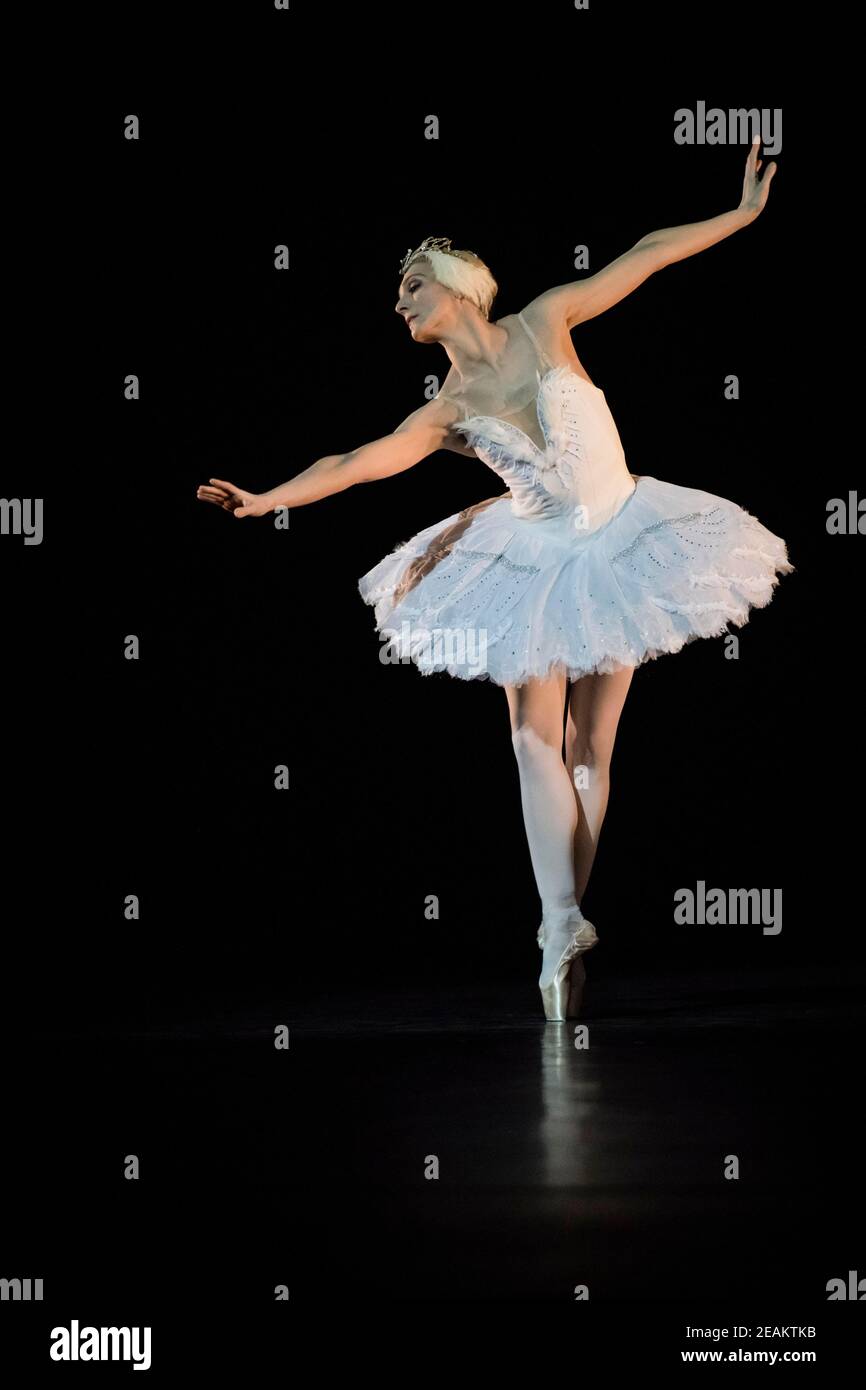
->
[2,15,861,1362]
[88,92,843,1019]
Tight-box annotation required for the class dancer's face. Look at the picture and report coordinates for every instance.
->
[395,263,454,341]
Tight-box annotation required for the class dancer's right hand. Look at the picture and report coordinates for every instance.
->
[196,478,270,517]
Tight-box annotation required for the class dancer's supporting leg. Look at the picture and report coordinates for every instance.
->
[564,666,635,906]
[505,668,576,917]
[505,669,596,990]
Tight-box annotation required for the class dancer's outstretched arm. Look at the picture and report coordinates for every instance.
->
[196,397,458,518]
[526,136,777,331]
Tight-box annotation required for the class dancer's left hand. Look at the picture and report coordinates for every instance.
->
[738,136,778,221]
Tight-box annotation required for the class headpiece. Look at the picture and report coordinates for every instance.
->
[398,235,479,277]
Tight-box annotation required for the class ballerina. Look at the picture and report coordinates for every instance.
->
[197,137,790,1022]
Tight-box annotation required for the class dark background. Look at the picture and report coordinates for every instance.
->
[89,90,847,1022]
[2,18,861,1361]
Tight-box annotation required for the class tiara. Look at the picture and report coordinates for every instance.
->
[398,235,477,277]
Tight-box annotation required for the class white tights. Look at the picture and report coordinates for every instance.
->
[512,726,587,985]
[508,666,634,978]
[511,726,581,918]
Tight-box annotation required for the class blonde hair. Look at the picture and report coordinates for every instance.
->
[403,245,498,320]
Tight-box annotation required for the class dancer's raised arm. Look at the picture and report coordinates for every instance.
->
[196,397,457,518]
[527,137,778,331]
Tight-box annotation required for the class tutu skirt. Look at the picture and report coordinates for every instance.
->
[357,475,795,687]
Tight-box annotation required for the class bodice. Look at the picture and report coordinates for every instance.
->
[440,312,636,529]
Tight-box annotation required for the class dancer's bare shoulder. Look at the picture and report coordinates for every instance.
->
[516,301,601,388]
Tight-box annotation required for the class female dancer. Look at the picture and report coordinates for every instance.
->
[197,138,790,1022]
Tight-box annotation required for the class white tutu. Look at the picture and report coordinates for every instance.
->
[357,311,794,687]
[357,474,794,687]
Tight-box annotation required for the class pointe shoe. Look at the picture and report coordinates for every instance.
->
[537,906,598,1022]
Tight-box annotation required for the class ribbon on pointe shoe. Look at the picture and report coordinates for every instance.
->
[538,908,598,960]
[559,919,598,962]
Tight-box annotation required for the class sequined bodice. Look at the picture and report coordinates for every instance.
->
[443,311,637,530]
